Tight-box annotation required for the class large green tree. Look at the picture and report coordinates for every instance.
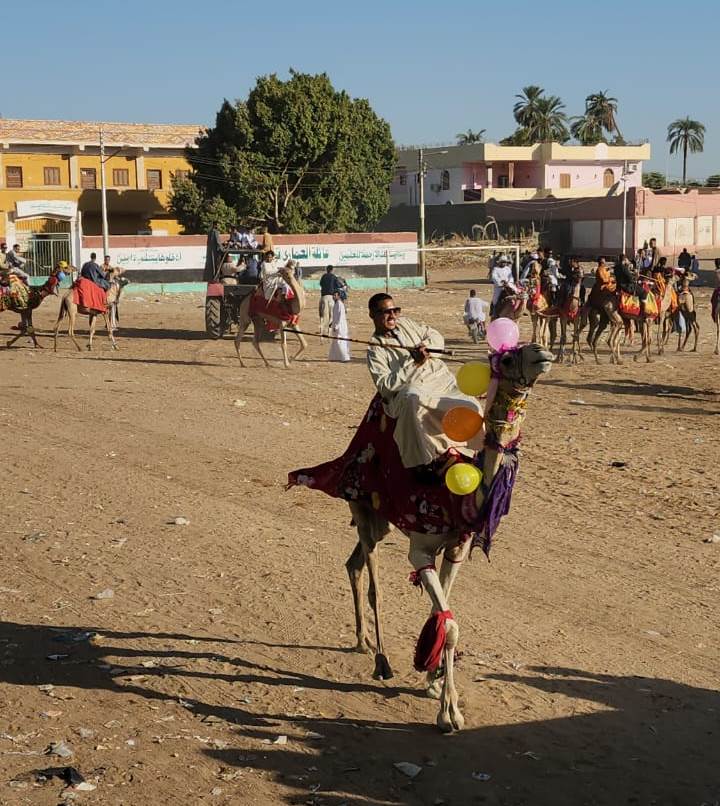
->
[667,117,706,186]
[170,70,395,233]
[642,171,666,189]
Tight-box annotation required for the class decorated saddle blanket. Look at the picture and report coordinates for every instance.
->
[0,277,30,311]
[72,277,107,313]
[619,291,640,317]
[643,292,660,320]
[249,288,298,331]
[288,394,519,556]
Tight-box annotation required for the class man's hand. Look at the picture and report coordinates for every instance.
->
[410,344,430,365]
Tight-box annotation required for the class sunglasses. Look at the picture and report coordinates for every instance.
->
[375,306,401,316]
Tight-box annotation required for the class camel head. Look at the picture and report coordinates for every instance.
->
[495,343,553,389]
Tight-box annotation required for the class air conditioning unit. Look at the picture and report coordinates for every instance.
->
[627,162,639,173]
[430,183,442,192]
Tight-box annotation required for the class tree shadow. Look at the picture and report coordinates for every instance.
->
[2,620,718,804]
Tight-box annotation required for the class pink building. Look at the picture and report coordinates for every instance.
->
[391,142,650,206]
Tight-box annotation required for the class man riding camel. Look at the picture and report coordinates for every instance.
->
[490,254,519,317]
[366,294,484,475]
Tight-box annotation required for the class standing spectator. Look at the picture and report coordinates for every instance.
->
[319,265,342,335]
[690,253,700,277]
[0,243,8,269]
[677,248,691,270]
[328,292,351,362]
[648,238,662,270]
[80,252,110,290]
[463,289,488,340]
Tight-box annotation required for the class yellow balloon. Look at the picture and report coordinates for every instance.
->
[456,362,491,397]
[445,463,483,496]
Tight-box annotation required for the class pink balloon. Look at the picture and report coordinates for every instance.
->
[487,317,519,352]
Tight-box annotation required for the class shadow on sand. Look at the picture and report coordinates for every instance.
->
[1,620,719,805]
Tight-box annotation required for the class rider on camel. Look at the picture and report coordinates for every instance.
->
[594,256,616,293]
[366,293,484,474]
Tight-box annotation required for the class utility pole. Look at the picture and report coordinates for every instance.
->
[99,126,110,258]
[418,147,426,283]
[621,159,628,257]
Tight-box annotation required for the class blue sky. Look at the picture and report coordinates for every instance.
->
[5,0,719,179]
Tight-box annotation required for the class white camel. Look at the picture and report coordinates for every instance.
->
[343,344,553,732]
[234,266,308,368]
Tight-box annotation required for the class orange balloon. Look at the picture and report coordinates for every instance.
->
[442,406,484,442]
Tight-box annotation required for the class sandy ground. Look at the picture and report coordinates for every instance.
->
[1,267,719,806]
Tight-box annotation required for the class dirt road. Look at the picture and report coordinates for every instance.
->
[1,269,718,805]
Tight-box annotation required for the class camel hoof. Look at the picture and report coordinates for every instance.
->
[437,706,464,733]
[372,652,394,681]
[355,636,373,655]
[425,678,443,700]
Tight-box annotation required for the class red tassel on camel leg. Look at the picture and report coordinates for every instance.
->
[414,610,454,672]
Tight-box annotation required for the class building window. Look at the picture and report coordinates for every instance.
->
[559,173,571,189]
[147,169,162,190]
[172,169,190,183]
[398,173,407,186]
[113,168,130,187]
[6,166,23,188]
[497,174,510,188]
[603,168,615,188]
[43,166,61,186]
[441,170,450,191]
[80,168,97,189]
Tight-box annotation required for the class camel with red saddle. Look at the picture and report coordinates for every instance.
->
[53,270,123,352]
[234,266,307,368]
[289,343,553,732]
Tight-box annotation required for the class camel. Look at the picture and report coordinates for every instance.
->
[540,270,585,364]
[234,266,308,368]
[53,276,121,352]
[676,280,699,352]
[293,344,553,732]
[492,287,527,322]
[1,269,64,348]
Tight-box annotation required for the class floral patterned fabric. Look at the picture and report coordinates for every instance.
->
[288,394,519,556]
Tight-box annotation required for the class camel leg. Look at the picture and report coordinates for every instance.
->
[67,309,82,352]
[409,533,463,732]
[103,313,117,350]
[424,539,471,699]
[251,325,271,368]
[290,327,308,362]
[715,319,720,355]
[279,326,290,369]
[87,314,97,351]
[345,541,372,654]
[691,321,699,352]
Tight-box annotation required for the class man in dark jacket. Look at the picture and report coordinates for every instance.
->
[80,252,110,290]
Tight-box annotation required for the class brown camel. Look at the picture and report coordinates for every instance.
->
[492,287,527,322]
[676,279,699,352]
[342,344,553,732]
[53,278,121,352]
[1,268,64,348]
[234,266,308,368]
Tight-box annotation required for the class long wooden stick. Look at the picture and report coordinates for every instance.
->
[290,328,472,361]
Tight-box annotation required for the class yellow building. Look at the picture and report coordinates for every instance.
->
[0,118,201,269]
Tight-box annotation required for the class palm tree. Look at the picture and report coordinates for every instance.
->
[667,117,706,185]
[570,115,603,145]
[513,85,545,128]
[527,96,569,143]
[456,128,486,145]
[585,91,622,140]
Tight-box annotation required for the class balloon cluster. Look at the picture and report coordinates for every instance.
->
[442,318,520,496]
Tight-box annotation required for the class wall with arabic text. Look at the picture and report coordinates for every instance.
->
[80,232,420,286]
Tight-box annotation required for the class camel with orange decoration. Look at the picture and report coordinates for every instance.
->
[1,265,66,348]
[289,314,552,732]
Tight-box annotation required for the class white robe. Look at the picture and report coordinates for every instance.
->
[260,260,288,301]
[367,317,484,468]
[329,299,351,362]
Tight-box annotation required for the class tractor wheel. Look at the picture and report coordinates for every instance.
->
[205,297,224,339]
